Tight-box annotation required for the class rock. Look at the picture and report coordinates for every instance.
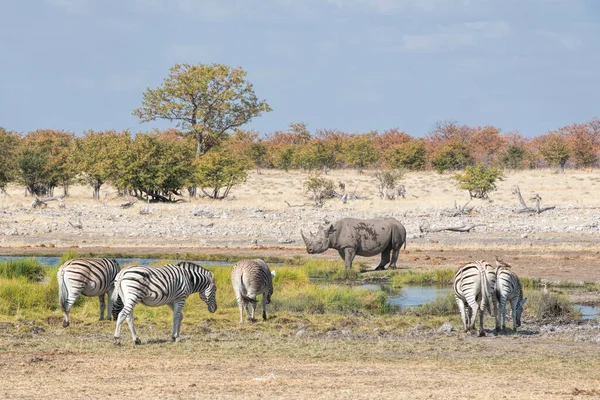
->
[277,238,294,244]
[520,234,528,239]
[438,322,454,333]
[250,239,258,245]
[296,329,306,337]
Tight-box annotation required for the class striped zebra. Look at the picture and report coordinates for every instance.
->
[57,258,121,328]
[111,261,217,345]
[494,257,527,332]
[231,259,275,323]
[453,260,496,337]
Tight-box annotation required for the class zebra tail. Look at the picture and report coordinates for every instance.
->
[58,269,68,313]
[239,274,257,304]
[480,265,491,316]
[110,276,124,320]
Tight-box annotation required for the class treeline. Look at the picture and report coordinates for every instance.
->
[1,118,599,200]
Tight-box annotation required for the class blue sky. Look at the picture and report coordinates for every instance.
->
[1,0,599,138]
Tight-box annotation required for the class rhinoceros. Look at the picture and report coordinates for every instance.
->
[301,217,407,270]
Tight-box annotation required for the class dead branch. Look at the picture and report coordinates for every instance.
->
[285,200,323,208]
[120,199,137,209]
[419,221,485,233]
[68,219,83,229]
[441,200,474,217]
[512,186,556,213]
[32,195,65,209]
[0,187,9,196]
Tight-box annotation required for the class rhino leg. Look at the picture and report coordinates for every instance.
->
[343,248,356,270]
[374,249,390,270]
[389,247,400,269]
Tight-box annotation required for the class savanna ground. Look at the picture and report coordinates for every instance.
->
[1,169,600,399]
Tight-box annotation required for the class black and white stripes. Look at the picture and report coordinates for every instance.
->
[57,258,120,328]
[231,259,275,323]
[495,257,527,332]
[111,261,217,345]
[453,260,495,337]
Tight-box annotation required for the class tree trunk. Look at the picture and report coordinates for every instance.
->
[93,182,102,200]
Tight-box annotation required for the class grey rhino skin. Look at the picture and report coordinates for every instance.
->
[301,217,407,270]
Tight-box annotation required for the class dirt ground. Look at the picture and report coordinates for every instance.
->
[2,170,600,399]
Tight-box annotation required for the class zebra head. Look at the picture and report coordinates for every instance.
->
[200,271,217,313]
[515,297,527,327]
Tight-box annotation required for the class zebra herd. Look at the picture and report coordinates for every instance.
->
[453,257,527,336]
[57,258,275,345]
[57,254,526,344]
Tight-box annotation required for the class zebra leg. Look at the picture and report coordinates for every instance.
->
[262,294,269,321]
[106,286,114,321]
[500,299,507,331]
[510,300,518,332]
[169,302,185,342]
[125,311,141,345]
[61,286,84,328]
[456,298,468,332]
[250,301,257,322]
[492,295,500,334]
[99,294,106,321]
[236,297,244,324]
[477,307,486,337]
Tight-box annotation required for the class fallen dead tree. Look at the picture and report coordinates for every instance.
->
[419,221,485,233]
[285,200,323,208]
[32,195,65,209]
[441,200,474,217]
[512,186,556,214]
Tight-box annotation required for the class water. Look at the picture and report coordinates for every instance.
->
[359,283,450,308]
[575,304,599,320]
[0,255,235,268]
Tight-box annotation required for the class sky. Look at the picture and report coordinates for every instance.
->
[1,0,599,138]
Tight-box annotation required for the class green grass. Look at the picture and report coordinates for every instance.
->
[412,291,458,316]
[390,269,455,287]
[0,259,45,281]
[525,290,575,320]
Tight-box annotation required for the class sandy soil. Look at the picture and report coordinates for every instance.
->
[2,169,600,399]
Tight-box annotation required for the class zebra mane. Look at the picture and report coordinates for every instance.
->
[176,261,215,282]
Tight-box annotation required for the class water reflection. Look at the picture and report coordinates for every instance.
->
[359,283,450,308]
[0,255,234,267]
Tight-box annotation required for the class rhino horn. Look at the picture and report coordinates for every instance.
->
[300,230,310,244]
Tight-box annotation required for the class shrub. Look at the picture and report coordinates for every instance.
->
[0,259,45,281]
[431,142,473,173]
[303,172,335,203]
[414,291,458,316]
[525,291,574,320]
[452,164,504,199]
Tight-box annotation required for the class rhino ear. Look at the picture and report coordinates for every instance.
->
[327,224,335,235]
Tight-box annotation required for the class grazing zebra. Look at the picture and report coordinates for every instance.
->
[231,259,275,323]
[57,258,120,328]
[111,261,217,345]
[494,257,527,332]
[453,260,495,337]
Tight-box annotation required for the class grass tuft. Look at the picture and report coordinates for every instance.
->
[0,259,45,281]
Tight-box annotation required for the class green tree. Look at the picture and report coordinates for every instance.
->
[74,130,131,200]
[539,133,570,173]
[431,142,473,173]
[248,142,268,174]
[343,134,378,174]
[452,164,504,199]
[501,145,526,170]
[0,128,20,194]
[118,132,195,200]
[195,147,251,199]
[133,63,271,158]
[295,140,338,172]
[389,140,426,171]
[273,146,295,171]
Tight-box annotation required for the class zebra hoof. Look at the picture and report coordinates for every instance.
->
[373,266,385,271]
[62,320,69,328]
[477,331,486,337]
[134,338,142,345]
[114,338,121,346]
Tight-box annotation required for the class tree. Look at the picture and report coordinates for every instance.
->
[453,164,504,199]
[17,130,75,196]
[74,130,130,200]
[133,63,271,158]
[0,128,20,194]
[389,140,427,171]
[343,134,378,173]
[195,147,251,199]
[539,132,570,173]
[501,145,526,170]
[431,142,473,173]
[248,142,268,174]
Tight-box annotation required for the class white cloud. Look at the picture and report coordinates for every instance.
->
[45,0,92,14]
[402,21,510,51]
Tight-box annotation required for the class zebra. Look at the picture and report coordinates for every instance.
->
[494,257,527,332]
[57,258,120,328]
[453,260,496,336]
[231,259,275,323]
[111,261,217,345]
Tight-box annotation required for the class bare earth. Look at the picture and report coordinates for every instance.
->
[1,169,600,399]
